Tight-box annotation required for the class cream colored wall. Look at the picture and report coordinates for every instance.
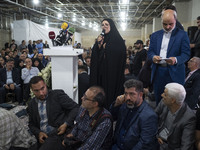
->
[80,29,142,49]
[0,29,11,49]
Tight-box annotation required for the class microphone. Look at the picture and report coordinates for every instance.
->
[98,29,105,44]
[49,31,56,46]
[100,29,105,36]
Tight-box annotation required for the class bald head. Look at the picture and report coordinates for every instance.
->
[162,10,176,32]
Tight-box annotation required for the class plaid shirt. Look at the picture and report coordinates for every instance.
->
[71,107,112,150]
[0,108,36,150]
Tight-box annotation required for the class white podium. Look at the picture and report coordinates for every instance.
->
[44,46,83,103]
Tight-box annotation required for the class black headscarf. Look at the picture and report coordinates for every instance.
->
[90,18,126,109]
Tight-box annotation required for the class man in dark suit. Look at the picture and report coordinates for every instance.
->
[184,57,200,109]
[0,58,21,103]
[156,83,196,150]
[190,16,200,57]
[148,10,190,105]
[27,76,79,150]
[78,65,89,105]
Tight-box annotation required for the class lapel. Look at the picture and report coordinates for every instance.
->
[3,68,7,81]
[168,103,187,136]
[167,27,178,55]
[125,101,146,133]
[46,93,50,119]
[158,30,164,55]
[194,30,200,42]
[33,98,40,123]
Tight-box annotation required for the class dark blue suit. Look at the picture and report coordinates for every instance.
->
[111,101,158,150]
[148,27,190,104]
[0,68,22,103]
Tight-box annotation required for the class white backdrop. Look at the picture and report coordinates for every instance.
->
[12,19,82,47]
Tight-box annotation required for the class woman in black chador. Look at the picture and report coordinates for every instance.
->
[90,18,126,109]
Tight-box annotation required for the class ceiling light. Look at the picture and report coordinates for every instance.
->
[89,22,92,28]
[57,13,62,18]
[119,0,129,4]
[33,0,39,5]
[121,22,127,31]
[82,21,85,26]
[72,17,76,22]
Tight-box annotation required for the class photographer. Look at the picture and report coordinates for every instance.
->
[63,86,113,150]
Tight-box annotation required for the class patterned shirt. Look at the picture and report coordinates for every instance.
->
[71,107,112,150]
[37,99,55,134]
[0,108,36,150]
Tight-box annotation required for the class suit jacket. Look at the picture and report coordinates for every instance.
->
[148,27,190,85]
[155,101,196,150]
[184,69,200,109]
[0,68,20,87]
[78,72,89,104]
[27,89,79,138]
[111,101,158,150]
[191,29,200,57]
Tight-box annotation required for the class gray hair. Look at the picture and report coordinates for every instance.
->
[193,57,200,69]
[124,79,143,92]
[165,83,186,105]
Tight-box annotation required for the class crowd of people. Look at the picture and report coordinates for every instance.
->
[1,4,200,150]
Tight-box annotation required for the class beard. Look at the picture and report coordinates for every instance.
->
[126,99,136,109]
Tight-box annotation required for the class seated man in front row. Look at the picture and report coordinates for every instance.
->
[63,86,113,149]
[156,83,196,150]
[111,79,158,150]
[27,76,79,150]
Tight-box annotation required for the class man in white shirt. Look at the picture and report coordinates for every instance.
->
[148,9,190,105]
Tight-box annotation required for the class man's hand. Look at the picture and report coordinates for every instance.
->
[166,57,176,65]
[62,133,74,147]
[4,84,10,90]
[190,44,195,48]
[158,137,164,145]
[114,95,125,107]
[39,132,48,144]
[57,123,67,135]
[153,56,162,64]
[9,84,15,90]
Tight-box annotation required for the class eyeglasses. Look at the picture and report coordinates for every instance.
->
[82,94,94,102]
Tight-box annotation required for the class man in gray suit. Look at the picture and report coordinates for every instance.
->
[155,82,196,150]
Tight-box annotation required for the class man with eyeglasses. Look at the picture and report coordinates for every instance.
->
[62,86,113,150]
[110,79,158,150]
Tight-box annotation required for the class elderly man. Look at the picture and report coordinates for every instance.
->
[156,83,196,150]
[184,57,200,109]
[190,16,200,57]
[27,76,79,150]
[111,79,158,150]
[0,58,22,103]
[148,8,190,105]
[63,86,113,149]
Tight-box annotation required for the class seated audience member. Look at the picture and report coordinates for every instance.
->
[111,79,158,150]
[0,108,37,150]
[0,58,22,104]
[10,39,18,49]
[0,56,5,68]
[18,40,27,52]
[85,56,91,75]
[124,64,135,81]
[27,76,79,150]
[43,41,49,48]
[32,58,44,72]
[78,65,89,105]
[63,86,113,149]
[184,57,200,109]
[28,40,33,55]
[21,58,39,103]
[36,40,43,54]
[38,53,47,67]
[156,83,196,150]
